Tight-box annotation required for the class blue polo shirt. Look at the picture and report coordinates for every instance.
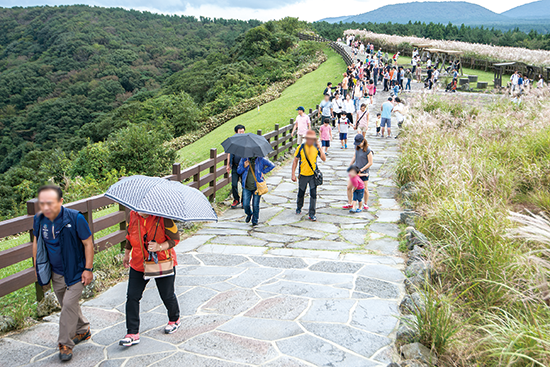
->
[382,101,393,119]
[33,207,92,276]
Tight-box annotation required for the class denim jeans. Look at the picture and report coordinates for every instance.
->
[242,188,261,225]
[405,79,411,90]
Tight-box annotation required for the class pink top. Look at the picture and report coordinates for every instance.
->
[295,114,311,136]
[350,174,365,190]
[367,84,375,95]
[320,124,332,141]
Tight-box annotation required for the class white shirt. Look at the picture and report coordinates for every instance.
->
[511,74,519,85]
[343,100,355,113]
[332,97,343,113]
[412,58,417,66]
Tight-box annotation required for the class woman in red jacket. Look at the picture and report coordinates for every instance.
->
[119,211,180,347]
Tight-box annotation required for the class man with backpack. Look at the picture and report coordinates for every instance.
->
[291,130,326,222]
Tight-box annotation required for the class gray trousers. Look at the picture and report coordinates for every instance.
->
[297,175,317,217]
[52,272,90,348]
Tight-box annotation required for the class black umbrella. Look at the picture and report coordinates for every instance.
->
[221,133,273,158]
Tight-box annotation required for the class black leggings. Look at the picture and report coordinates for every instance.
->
[126,267,180,334]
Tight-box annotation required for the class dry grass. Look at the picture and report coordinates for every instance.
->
[396,91,550,365]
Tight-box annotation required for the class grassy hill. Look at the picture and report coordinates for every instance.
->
[502,0,550,19]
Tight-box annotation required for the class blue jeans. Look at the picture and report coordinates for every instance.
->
[242,188,261,225]
[405,78,411,90]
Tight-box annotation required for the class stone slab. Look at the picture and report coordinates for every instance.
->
[197,244,266,256]
[277,334,377,367]
[268,248,340,260]
[211,236,267,247]
[355,276,401,299]
[82,281,127,310]
[287,240,356,251]
[218,317,303,340]
[279,269,354,285]
[340,230,368,245]
[254,226,326,239]
[178,266,245,276]
[201,289,260,315]
[196,253,248,266]
[151,352,247,367]
[301,299,355,322]
[228,268,282,288]
[175,275,231,287]
[376,211,402,223]
[267,209,303,226]
[33,342,105,367]
[197,229,249,236]
[308,261,363,273]
[379,199,400,209]
[351,299,399,336]
[259,280,350,298]
[366,238,400,255]
[343,253,404,265]
[369,223,400,238]
[250,256,308,268]
[175,235,215,253]
[181,331,278,365]
[244,296,309,320]
[251,232,305,244]
[178,287,218,315]
[262,357,311,367]
[0,338,47,366]
[358,264,405,283]
[290,222,340,234]
[302,322,391,358]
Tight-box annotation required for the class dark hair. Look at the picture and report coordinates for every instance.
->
[323,118,330,124]
[327,82,332,86]
[376,113,381,117]
[234,124,245,133]
[395,97,401,103]
[388,97,393,101]
[347,165,360,174]
[38,185,63,200]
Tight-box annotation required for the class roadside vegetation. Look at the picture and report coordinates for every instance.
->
[396,91,550,366]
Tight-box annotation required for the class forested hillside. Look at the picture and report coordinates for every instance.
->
[0,6,318,219]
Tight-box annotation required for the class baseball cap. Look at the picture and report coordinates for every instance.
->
[354,134,364,146]
[296,106,305,111]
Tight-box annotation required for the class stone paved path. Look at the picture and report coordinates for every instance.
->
[1,49,406,367]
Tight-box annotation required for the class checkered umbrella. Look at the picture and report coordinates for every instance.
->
[105,175,217,222]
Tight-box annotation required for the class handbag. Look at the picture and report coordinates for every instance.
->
[298,144,323,186]
[137,217,174,280]
[249,159,269,196]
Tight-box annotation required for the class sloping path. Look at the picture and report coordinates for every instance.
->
[1,48,406,367]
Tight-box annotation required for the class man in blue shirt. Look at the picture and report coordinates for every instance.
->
[32,185,94,361]
[318,94,333,127]
[381,97,394,138]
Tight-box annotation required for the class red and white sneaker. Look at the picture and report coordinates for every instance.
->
[164,318,181,334]
[119,334,140,347]
[342,204,353,209]
[363,205,369,211]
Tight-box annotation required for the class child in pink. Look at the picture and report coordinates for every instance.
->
[347,165,366,213]
[319,118,332,155]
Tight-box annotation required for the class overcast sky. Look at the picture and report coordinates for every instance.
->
[0,0,536,21]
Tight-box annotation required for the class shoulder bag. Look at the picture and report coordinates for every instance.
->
[298,144,323,186]
[138,217,174,280]
[249,159,269,196]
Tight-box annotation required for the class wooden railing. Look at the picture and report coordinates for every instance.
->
[0,106,321,301]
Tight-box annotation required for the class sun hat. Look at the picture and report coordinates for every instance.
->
[305,130,317,140]
[354,134,364,146]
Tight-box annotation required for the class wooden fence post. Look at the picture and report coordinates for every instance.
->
[289,119,294,145]
[27,199,44,302]
[274,124,280,160]
[209,148,217,202]
[257,129,262,136]
[84,200,95,245]
[119,204,128,252]
[172,163,181,181]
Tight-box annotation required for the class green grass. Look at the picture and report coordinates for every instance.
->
[396,55,510,88]
[177,46,346,166]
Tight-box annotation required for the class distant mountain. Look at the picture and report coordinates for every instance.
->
[319,1,507,24]
[502,0,550,19]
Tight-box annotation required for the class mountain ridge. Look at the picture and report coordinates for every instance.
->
[318,0,550,31]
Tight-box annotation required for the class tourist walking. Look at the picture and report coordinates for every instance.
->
[404,68,412,91]
[343,94,355,125]
[343,135,373,210]
[33,185,94,361]
[355,103,369,137]
[320,118,332,155]
[226,124,246,209]
[381,97,394,138]
[291,130,326,221]
[120,210,181,347]
[347,165,366,213]
[291,106,311,145]
[237,155,275,226]
[332,92,344,124]
[318,94,333,127]
[338,114,350,149]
